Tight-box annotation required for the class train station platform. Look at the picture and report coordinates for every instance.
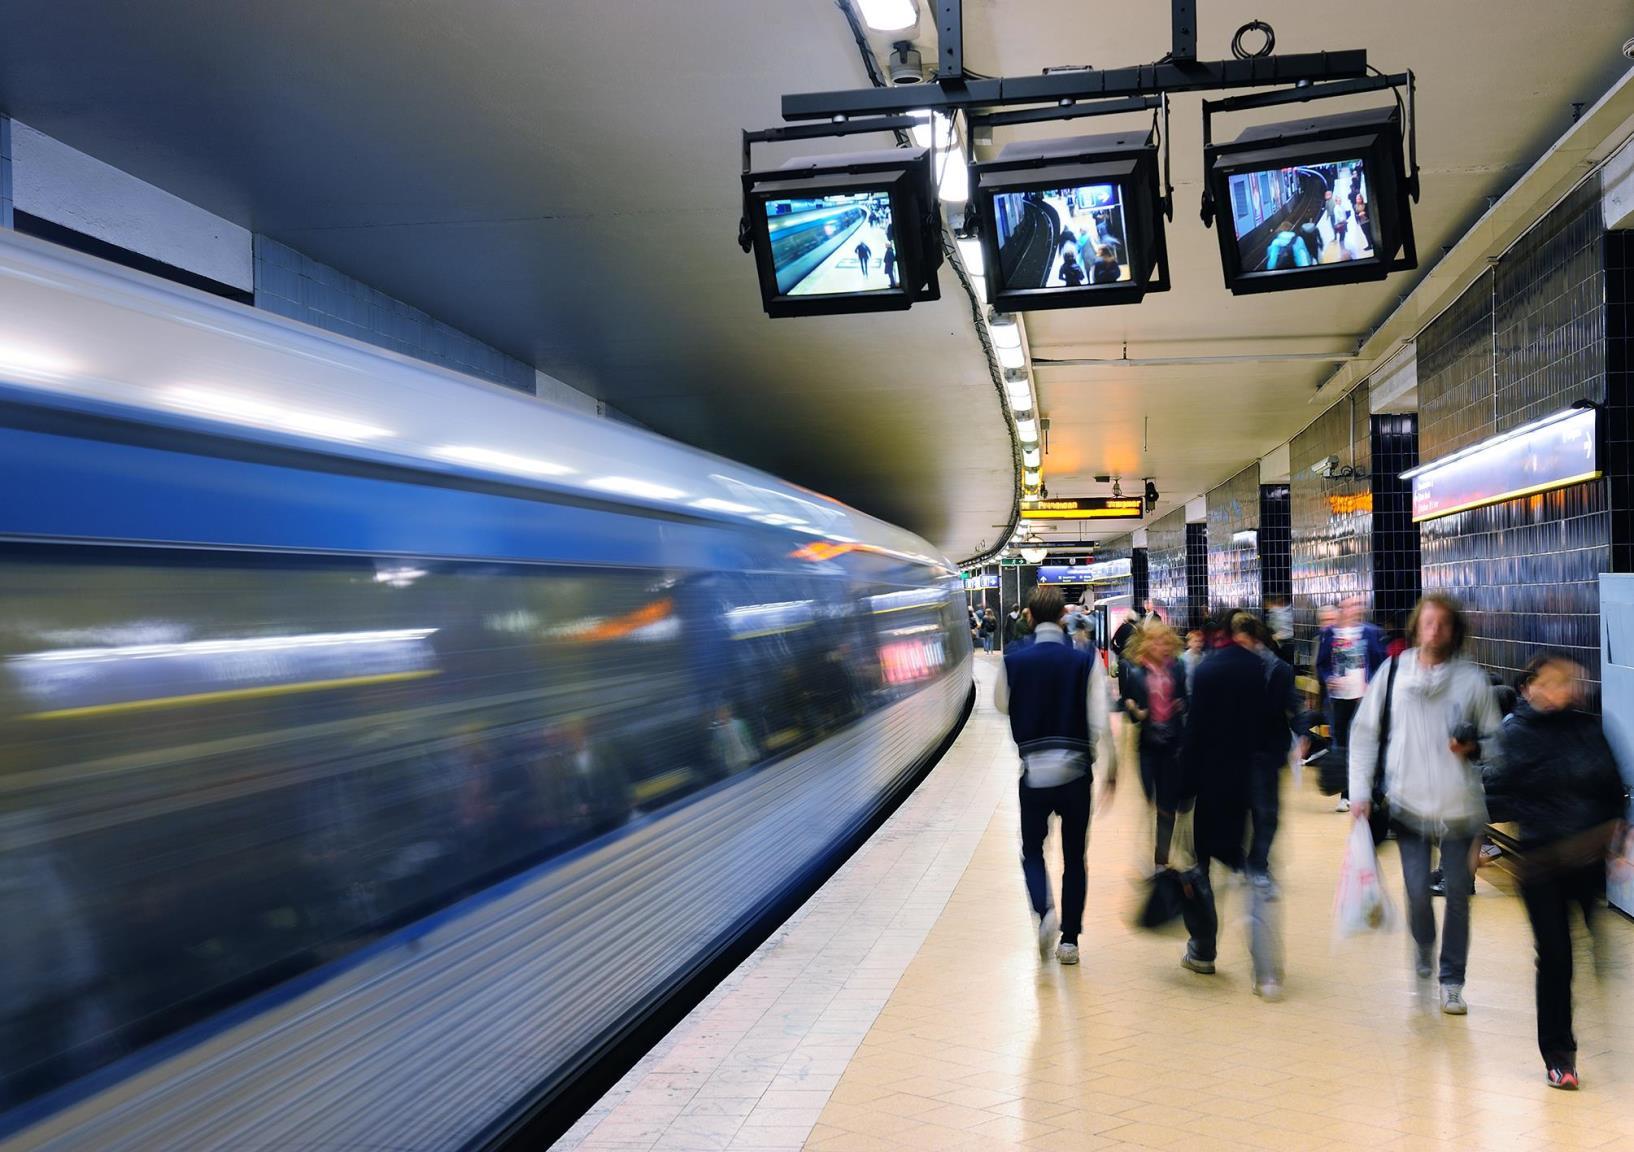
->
[552,658,1634,1152]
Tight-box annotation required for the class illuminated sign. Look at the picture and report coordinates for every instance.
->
[962,572,999,589]
[1327,492,1372,516]
[1020,496,1146,521]
[1036,565,1094,585]
[1404,407,1599,522]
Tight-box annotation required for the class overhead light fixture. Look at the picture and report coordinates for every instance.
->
[973,129,1169,312]
[986,311,1022,349]
[912,110,953,150]
[429,444,575,477]
[691,497,757,514]
[162,387,391,443]
[957,236,985,278]
[1016,417,1038,441]
[1024,469,1042,486]
[996,342,1025,370]
[855,0,919,32]
[742,146,944,317]
[586,476,686,501]
[937,146,970,204]
[1023,447,1041,468]
[1002,368,1032,410]
[1203,105,1417,295]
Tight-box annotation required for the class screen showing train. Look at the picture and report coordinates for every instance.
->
[1226,158,1377,273]
[991,184,1130,293]
[765,191,899,297]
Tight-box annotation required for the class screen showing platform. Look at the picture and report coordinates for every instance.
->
[991,184,1131,293]
[1226,158,1378,273]
[764,191,899,297]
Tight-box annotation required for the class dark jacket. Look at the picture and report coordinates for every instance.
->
[1118,659,1189,746]
[1111,619,1137,657]
[1001,636,1095,770]
[1315,623,1387,692]
[1183,642,1289,869]
[1484,702,1627,850]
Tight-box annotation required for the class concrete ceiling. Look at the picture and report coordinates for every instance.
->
[0,1,1629,559]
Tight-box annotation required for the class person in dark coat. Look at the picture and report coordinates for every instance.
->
[1117,618,1189,869]
[1483,652,1629,1089]
[1178,611,1291,1000]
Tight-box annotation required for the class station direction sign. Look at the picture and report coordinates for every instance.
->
[1020,496,1146,521]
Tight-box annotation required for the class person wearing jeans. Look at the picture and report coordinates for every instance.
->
[995,586,1111,966]
[1349,593,1502,1016]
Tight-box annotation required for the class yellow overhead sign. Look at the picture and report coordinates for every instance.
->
[1020,497,1146,520]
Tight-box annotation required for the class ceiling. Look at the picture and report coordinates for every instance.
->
[0,1,1629,560]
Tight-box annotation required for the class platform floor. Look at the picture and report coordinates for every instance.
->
[553,657,1633,1152]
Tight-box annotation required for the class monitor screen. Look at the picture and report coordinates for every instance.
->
[1225,158,1377,273]
[763,191,900,297]
[990,184,1130,293]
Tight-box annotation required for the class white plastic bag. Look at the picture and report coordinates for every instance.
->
[1334,820,1396,937]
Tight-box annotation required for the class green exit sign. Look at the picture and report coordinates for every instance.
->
[999,557,1024,567]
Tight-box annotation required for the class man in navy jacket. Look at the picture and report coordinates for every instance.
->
[995,586,1111,966]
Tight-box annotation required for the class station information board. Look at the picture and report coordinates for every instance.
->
[1020,496,1146,521]
[1407,406,1599,522]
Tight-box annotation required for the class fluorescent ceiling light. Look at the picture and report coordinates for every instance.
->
[429,444,574,477]
[1023,469,1041,486]
[996,343,1025,371]
[957,237,984,278]
[1016,417,1038,441]
[691,497,757,514]
[1023,447,1041,467]
[855,0,919,32]
[1003,369,1032,410]
[911,109,953,150]
[972,277,987,304]
[163,387,391,442]
[586,476,686,501]
[987,313,1021,350]
[937,148,969,204]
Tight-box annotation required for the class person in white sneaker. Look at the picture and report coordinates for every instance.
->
[995,586,1112,966]
[1348,593,1502,1015]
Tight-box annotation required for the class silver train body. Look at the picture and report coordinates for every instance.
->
[0,231,971,1150]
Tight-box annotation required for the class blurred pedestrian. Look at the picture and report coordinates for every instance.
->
[1349,593,1502,1015]
[1119,619,1189,870]
[981,607,998,654]
[854,239,872,277]
[994,586,1112,966]
[1484,653,1628,1088]
[1317,596,1386,812]
[1180,629,1205,692]
[1178,611,1291,1000]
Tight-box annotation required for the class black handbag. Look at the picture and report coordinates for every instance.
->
[1368,656,1399,846]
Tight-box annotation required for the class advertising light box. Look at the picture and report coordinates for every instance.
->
[1406,407,1599,522]
[1020,496,1146,521]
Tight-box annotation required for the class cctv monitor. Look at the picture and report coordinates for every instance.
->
[744,148,942,318]
[1205,107,1416,295]
[973,131,1167,312]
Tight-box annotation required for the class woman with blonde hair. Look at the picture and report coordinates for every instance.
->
[1119,618,1190,869]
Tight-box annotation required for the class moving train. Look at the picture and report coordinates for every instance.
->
[0,229,971,1149]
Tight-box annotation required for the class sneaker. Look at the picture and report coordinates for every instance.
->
[1335,797,1351,813]
[1440,985,1468,1015]
[1250,871,1281,902]
[1415,947,1434,981]
[1546,1065,1580,1090]
[1056,941,1080,965]
[1252,978,1284,1003]
[1181,949,1216,975]
[1037,907,1059,961]
[1429,870,1445,898]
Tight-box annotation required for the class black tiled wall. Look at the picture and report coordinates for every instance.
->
[1418,181,1611,696]
[1605,230,1634,574]
[1133,547,1149,613]
[1370,414,1422,637]
[1259,484,1292,605]
[1185,523,1210,631]
[1290,384,1373,666]
[1206,463,1261,617]
[1145,510,1189,623]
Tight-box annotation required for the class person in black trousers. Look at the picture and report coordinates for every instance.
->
[994,586,1111,967]
[1179,611,1291,1000]
[1483,652,1628,1089]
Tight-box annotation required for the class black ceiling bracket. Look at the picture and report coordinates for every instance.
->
[1171,0,1197,63]
[937,0,963,80]
[1160,93,1174,222]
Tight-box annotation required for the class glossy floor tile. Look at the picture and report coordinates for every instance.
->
[558,657,1634,1152]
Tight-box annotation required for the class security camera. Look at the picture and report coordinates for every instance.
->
[889,42,927,84]
[1143,478,1159,503]
[1312,455,1340,476]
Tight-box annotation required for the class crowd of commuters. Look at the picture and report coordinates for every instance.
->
[989,585,1629,1089]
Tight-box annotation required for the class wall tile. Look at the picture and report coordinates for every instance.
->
[1205,463,1260,617]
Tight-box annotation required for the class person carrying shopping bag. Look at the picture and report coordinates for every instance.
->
[1348,593,1502,1016]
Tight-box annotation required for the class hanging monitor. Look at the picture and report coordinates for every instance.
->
[972,130,1168,311]
[743,147,942,318]
[1205,106,1416,295]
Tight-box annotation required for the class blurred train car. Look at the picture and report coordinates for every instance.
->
[0,230,971,1150]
